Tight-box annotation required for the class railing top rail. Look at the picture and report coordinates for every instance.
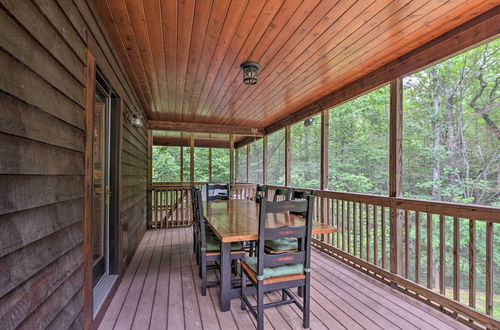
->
[152,181,500,222]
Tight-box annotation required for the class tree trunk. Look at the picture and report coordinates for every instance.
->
[431,67,442,201]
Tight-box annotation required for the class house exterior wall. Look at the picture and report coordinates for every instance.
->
[0,0,148,328]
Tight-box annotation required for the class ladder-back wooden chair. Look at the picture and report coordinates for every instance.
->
[254,184,268,202]
[193,188,245,295]
[240,196,314,330]
[206,183,230,201]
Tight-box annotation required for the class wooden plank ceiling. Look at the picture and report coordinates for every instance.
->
[94,0,497,131]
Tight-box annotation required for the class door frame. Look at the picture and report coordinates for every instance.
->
[83,50,123,328]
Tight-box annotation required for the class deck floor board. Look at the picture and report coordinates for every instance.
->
[100,228,470,329]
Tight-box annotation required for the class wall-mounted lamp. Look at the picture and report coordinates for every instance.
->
[240,61,260,85]
[125,108,143,128]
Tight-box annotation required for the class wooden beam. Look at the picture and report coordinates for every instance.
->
[153,136,230,148]
[83,50,95,329]
[190,132,194,184]
[263,136,268,184]
[389,78,403,275]
[148,120,265,136]
[285,125,291,187]
[234,136,256,149]
[265,7,500,135]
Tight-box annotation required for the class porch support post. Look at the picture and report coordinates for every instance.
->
[235,147,239,183]
[263,136,268,184]
[190,132,195,184]
[246,144,250,182]
[180,147,184,182]
[209,148,212,183]
[147,129,153,226]
[389,78,403,275]
[285,125,291,187]
[230,134,235,184]
[320,110,329,226]
[320,110,329,190]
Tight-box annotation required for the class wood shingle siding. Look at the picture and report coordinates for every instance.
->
[0,0,147,328]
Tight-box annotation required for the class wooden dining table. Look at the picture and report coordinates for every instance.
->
[203,199,338,312]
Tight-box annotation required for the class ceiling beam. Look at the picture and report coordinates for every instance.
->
[265,7,500,135]
[153,136,230,148]
[148,120,265,136]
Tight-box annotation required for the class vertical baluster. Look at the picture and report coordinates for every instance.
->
[427,213,433,289]
[485,221,493,315]
[469,219,475,308]
[415,211,420,284]
[156,189,160,228]
[439,215,445,295]
[453,216,460,301]
[332,199,336,246]
[366,204,370,262]
[336,200,340,248]
[405,210,409,278]
[359,203,363,260]
[181,189,185,226]
[341,200,345,251]
[353,201,357,257]
[373,205,378,265]
[381,207,386,269]
[347,201,351,253]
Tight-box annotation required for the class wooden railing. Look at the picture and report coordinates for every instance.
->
[264,185,499,329]
[148,181,499,328]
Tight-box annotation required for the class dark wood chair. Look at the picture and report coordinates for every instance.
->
[193,188,245,295]
[273,188,291,201]
[206,183,230,201]
[240,196,314,330]
[254,184,268,202]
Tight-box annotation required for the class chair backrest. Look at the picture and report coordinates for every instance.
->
[193,188,208,249]
[255,196,314,280]
[273,188,291,201]
[255,184,269,201]
[206,183,230,201]
[291,190,311,200]
[290,190,312,217]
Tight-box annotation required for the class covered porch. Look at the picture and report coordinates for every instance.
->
[1,0,499,329]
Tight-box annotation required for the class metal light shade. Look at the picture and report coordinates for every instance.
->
[240,62,260,85]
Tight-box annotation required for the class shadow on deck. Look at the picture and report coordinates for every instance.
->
[99,228,469,329]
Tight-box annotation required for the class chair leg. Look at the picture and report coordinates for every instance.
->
[201,255,207,296]
[240,272,247,310]
[257,284,264,330]
[282,289,286,302]
[303,278,311,328]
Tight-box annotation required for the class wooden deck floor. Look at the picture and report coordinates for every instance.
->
[99,228,469,330]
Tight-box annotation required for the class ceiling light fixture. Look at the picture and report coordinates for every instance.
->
[240,62,260,85]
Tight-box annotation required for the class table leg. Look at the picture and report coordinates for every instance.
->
[220,241,231,312]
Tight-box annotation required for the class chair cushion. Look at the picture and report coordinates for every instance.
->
[206,235,243,252]
[265,238,298,252]
[244,256,304,279]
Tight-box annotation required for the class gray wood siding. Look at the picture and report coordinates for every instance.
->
[0,0,148,328]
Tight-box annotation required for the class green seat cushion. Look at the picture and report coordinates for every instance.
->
[206,235,243,252]
[265,238,298,252]
[244,256,304,279]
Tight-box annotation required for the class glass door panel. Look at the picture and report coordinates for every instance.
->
[92,87,110,288]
